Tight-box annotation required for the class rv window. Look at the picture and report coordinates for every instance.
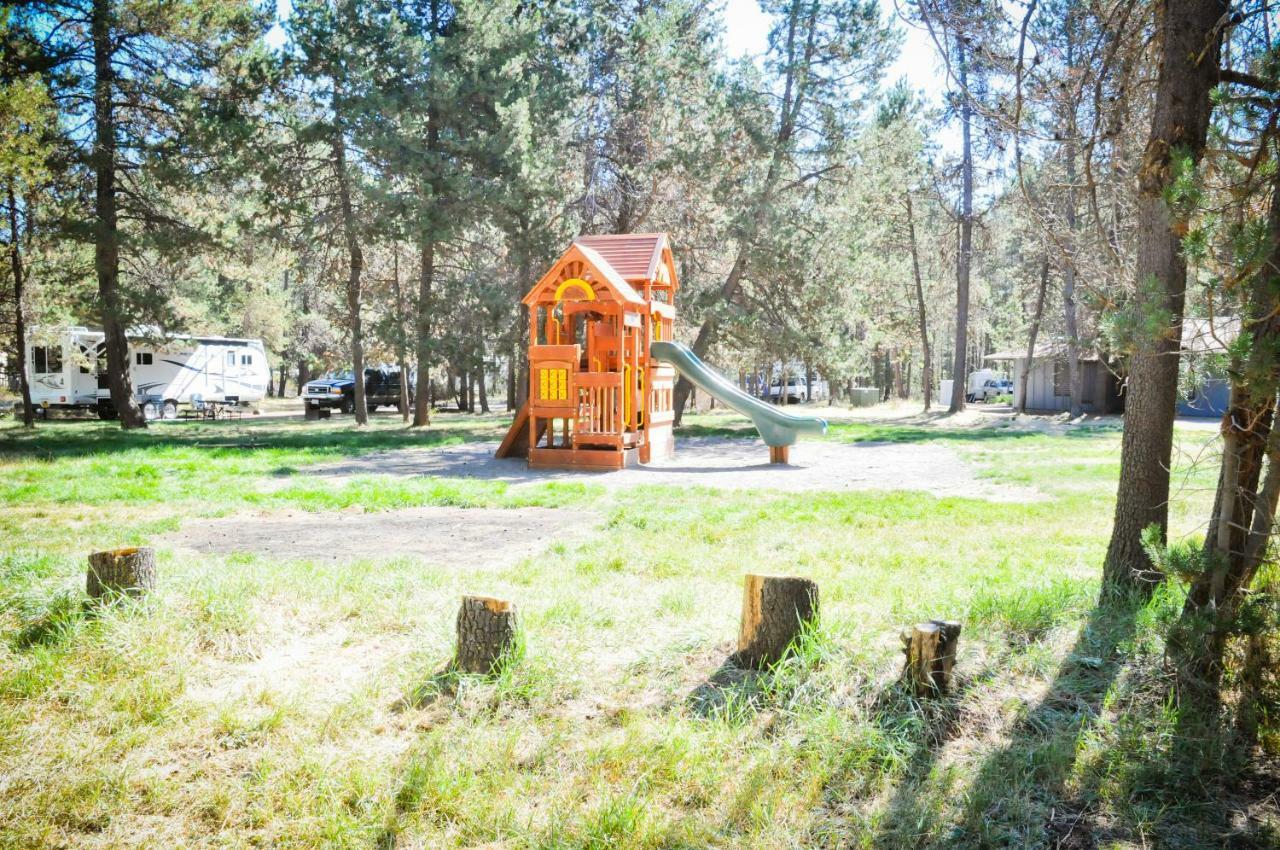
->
[136,352,153,366]
[227,351,235,365]
[33,346,62,373]
[240,354,252,365]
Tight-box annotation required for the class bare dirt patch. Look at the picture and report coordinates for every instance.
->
[299,437,1041,502]
[163,505,595,564]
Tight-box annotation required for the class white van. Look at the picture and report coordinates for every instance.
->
[26,326,270,419]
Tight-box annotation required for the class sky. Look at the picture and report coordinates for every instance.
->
[721,0,947,107]
[271,0,946,101]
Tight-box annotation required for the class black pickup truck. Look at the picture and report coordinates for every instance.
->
[303,368,410,414]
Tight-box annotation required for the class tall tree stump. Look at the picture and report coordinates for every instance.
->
[735,574,818,669]
[87,547,156,600]
[454,596,519,674]
[901,620,962,696]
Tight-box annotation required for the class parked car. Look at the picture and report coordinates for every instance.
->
[766,376,827,404]
[970,378,1012,403]
[303,367,410,414]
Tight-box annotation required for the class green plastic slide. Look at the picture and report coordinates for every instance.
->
[650,341,827,447]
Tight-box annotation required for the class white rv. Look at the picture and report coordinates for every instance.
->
[25,326,270,419]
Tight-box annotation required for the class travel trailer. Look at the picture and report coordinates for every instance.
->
[25,326,270,419]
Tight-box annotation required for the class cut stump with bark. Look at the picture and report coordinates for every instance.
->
[900,620,961,696]
[87,547,157,600]
[735,574,818,669]
[455,595,518,674]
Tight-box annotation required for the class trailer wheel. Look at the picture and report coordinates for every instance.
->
[162,400,178,420]
[96,404,117,421]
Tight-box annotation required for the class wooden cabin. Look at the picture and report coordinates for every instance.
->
[496,234,679,470]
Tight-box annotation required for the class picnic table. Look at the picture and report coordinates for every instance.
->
[203,400,243,420]
[186,397,243,421]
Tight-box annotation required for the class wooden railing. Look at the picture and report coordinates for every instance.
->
[576,372,624,436]
[650,366,675,425]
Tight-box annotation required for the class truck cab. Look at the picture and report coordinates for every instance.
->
[303,367,409,414]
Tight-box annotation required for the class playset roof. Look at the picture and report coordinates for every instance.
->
[521,233,678,308]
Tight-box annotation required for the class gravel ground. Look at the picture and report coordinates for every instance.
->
[164,505,595,564]
[299,436,1042,502]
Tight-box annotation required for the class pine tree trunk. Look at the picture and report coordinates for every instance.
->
[454,596,518,674]
[87,547,156,599]
[950,40,974,415]
[1019,257,1050,413]
[391,248,411,422]
[1103,0,1228,597]
[332,130,367,427]
[91,0,145,430]
[1175,166,1280,704]
[735,574,818,669]
[906,193,932,411]
[413,234,434,427]
[7,182,34,428]
[672,0,817,425]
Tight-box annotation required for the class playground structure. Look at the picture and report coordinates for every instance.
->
[497,233,826,470]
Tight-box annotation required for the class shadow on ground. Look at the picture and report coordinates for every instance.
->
[868,600,1139,849]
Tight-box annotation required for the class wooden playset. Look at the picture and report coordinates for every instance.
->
[496,234,679,470]
[497,232,827,470]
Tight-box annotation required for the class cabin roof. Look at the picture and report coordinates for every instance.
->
[987,318,1240,363]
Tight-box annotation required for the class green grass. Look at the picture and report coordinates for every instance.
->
[0,408,1273,848]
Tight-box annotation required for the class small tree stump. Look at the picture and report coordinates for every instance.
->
[454,595,518,674]
[735,574,818,669]
[901,619,962,696]
[87,547,156,600]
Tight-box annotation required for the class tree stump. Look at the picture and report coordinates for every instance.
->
[454,595,518,674]
[769,445,790,464]
[87,547,157,600]
[901,620,962,696]
[735,574,818,669]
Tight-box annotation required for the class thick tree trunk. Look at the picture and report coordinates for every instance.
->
[907,194,932,411]
[277,364,288,398]
[7,183,34,428]
[1019,257,1050,413]
[735,573,818,669]
[331,131,366,426]
[454,595,518,674]
[1174,167,1280,704]
[87,547,156,599]
[91,0,145,429]
[950,40,974,415]
[1102,0,1228,597]
[901,620,962,696]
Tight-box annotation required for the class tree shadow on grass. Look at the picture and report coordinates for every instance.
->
[0,419,498,462]
[869,600,1139,849]
[685,654,766,718]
